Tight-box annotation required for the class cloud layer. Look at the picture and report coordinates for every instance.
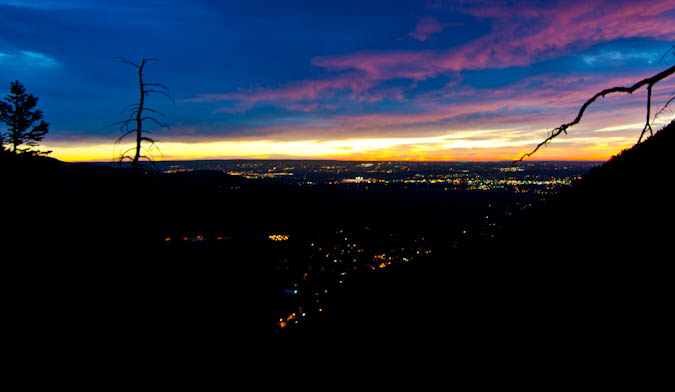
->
[3,0,674,161]
[186,0,675,117]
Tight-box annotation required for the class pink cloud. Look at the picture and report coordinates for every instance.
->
[185,74,369,103]
[184,66,412,110]
[311,50,443,81]
[439,0,675,69]
[183,73,378,111]
[184,0,675,111]
[409,17,458,41]
[316,1,675,76]
[301,72,675,138]
[187,69,675,145]
[174,71,674,156]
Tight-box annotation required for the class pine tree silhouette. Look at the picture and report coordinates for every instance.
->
[0,81,51,156]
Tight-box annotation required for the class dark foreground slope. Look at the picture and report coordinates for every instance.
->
[313,121,673,354]
[503,120,673,259]
[2,122,672,358]
[1,153,528,352]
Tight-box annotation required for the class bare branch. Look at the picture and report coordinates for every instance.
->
[141,146,155,160]
[142,138,163,158]
[141,107,167,117]
[114,57,141,69]
[653,93,675,122]
[119,147,138,158]
[119,121,131,133]
[515,65,675,163]
[142,144,160,158]
[138,154,161,172]
[105,118,134,128]
[637,84,654,144]
[117,155,135,164]
[120,103,140,114]
[114,129,137,145]
[143,82,170,92]
[141,116,170,129]
[658,45,675,65]
[144,89,176,105]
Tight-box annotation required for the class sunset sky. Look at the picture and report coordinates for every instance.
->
[1,0,675,161]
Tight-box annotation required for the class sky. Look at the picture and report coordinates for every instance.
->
[1,0,675,162]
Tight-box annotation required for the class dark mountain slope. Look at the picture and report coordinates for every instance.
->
[505,119,674,259]
[2,121,672,355]
[0,152,531,348]
[313,121,674,353]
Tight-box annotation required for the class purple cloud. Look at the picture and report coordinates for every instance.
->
[408,17,458,41]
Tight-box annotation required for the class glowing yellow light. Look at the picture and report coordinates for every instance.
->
[44,118,666,163]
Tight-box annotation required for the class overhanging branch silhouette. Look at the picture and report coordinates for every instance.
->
[516,64,675,163]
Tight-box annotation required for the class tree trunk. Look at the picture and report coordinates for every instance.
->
[12,110,18,154]
[132,63,145,170]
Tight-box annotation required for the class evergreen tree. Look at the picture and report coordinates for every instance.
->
[0,80,51,155]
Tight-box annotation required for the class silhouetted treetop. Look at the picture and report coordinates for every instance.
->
[0,80,51,156]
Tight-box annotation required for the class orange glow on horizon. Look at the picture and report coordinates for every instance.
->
[44,130,638,163]
[45,143,629,163]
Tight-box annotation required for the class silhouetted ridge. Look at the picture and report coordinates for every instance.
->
[510,119,674,259]
[313,121,674,350]
[3,123,672,353]
[580,119,674,186]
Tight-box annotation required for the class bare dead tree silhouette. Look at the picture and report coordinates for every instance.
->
[108,57,174,170]
[516,64,675,163]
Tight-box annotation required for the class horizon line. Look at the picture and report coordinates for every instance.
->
[73,157,606,164]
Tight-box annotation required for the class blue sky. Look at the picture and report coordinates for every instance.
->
[1,0,674,161]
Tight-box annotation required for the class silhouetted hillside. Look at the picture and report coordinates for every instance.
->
[0,152,530,349]
[3,122,672,355]
[313,120,674,352]
[499,119,673,261]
